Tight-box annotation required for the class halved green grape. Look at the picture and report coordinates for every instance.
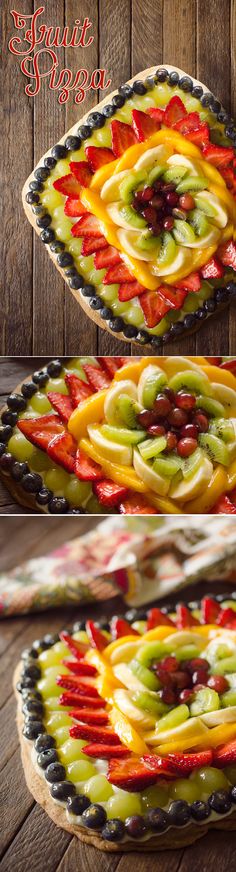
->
[139,436,167,461]
[65,477,91,507]
[142,783,169,810]
[170,778,200,803]
[84,774,114,802]
[38,665,68,699]
[38,642,68,670]
[59,739,91,765]
[101,425,146,445]
[30,392,52,414]
[132,620,147,635]
[54,726,70,746]
[8,432,35,462]
[46,378,69,395]
[30,449,52,472]
[190,766,229,797]
[132,690,170,716]
[155,704,190,733]
[44,698,70,712]
[73,630,89,644]
[67,760,97,783]
[46,711,72,730]
[129,659,161,691]
[190,688,220,716]
[44,467,71,495]
[106,790,142,821]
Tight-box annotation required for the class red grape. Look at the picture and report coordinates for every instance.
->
[176,391,196,411]
[168,407,188,428]
[177,437,198,457]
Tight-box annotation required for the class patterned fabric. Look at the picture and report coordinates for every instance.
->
[0,518,236,617]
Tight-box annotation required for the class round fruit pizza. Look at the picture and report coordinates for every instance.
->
[15,595,236,851]
[0,357,236,514]
[22,65,236,349]
[1,355,236,515]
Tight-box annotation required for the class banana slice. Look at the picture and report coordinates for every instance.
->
[211,384,236,418]
[164,631,205,648]
[104,379,138,425]
[201,706,236,727]
[169,455,213,502]
[133,448,170,496]
[117,228,154,262]
[87,424,133,466]
[195,191,228,228]
[106,202,135,229]
[134,144,173,170]
[166,154,200,175]
[162,357,203,378]
[101,171,129,202]
[113,662,146,692]
[109,640,141,665]
[137,363,167,407]
[113,689,156,728]
[151,247,189,276]
[145,716,206,745]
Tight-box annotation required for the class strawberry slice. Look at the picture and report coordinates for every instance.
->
[173,112,201,134]
[94,245,121,269]
[64,197,87,217]
[69,161,92,185]
[175,272,201,292]
[214,740,236,767]
[140,290,170,327]
[17,415,64,451]
[176,604,200,629]
[218,239,236,270]
[72,214,102,238]
[221,167,236,193]
[56,675,99,696]
[103,263,135,285]
[216,607,236,629]
[110,617,140,639]
[211,494,236,514]
[185,123,210,148]
[60,631,89,659]
[47,431,76,473]
[118,280,146,301]
[93,480,129,508]
[111,120,137,157]
[62,660,97,676]
[147,107,164,123]
[158,285,187,309]
[53,174,81,197]
[119,494,157,515]
[200,257,224,279]
[131,109,160,142]
[201,596,221,624]
[83,743,129,758]
[47,393,73,423]
[75,448,103,482]
[70,723,121,744]
[143,749,213,776]
[164,96,187,127]
[85,146,114,172]
[69,709,109,725]
[85,620,108,651]
[59,691,105,708]
[83,364,111,391]
[207,357,222,365]
[65,373,93,407]
[96,357,121,377]
[107,756,157,791]
[202,144,234,167]
[147,608,174,631]
[220,360,236,374]
[81,235,107,255]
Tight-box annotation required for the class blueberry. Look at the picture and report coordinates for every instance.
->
[168,800,191,826]
[29,180,43,192]
[36,488,53,506]
[50,781,76,801]
[150,336,163,347]
[43,633,59,646]
[119,83,133,98]
[204,298,216,312]
[145,807,168,832]
[34,166,49,181]
[0,452,13,470]
[124,608,138,622]
[136,330,150,345]
[23,721,45,739]
[89,296,102,310]
[214,287,228,304]
[21,675,36,689]
[179,76,193,92]
[231,785,236,803]
[37,749,58,769]
[192,85,203,99]
[36,214,51,229]
[82,804,107,829]
[208,790,231,814]
[22,664,41,680]
[145,75,157,89]
[168,71,179,86]
[32,638,48,651]
[78,124,92,140]
[35,733,55,753]
[22,689,41,701]
[32,205,45,217]
[50,240,65,253]
[123,325,138,339]
[87,112,105,128]
[69,274,84,291]
[16,682,23,693]
[156,68,168,82]
[0,425,12,442]
[7,393,27,412]
[211,99,221,114]
[225,125,236,139]
[41,228,55,244]
[162,330,173,343]
[102,105,116,118]
[226,281,236,297]
[191,800,210,821]
[21,381,38,399]
[72,620,86,632]
[125,815,147,838]
[51,144,68,160]
[97,617,110,631]
[170,321,185,335]
[57,252,73,269]
[45,762,66,783]
[1,410,18,426]
[48,497,69,514]
[81,284,94,298]
[67,794,90,815]
[44,156,56,170]
[47,359,62,377]
[11,460,28,484]
[102,819,125,842]
[100,306,112,320]
[26,191,40,205]
[112,94,125,108]
[201,92,213,107]
[32,371,48,386]
[22,473,42,493]
[65,135,81,151]
[196,306,207,320]
[108,317,123,332]
[133,81,147,95]
[70,508,86,515]
[21,647,38,661]
[183,313,196,330]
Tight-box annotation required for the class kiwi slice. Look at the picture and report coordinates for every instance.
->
[199,433,230,466]
[163,166,188,184]
[101,424,146,445]
[119,204,146,229]
[173,219,196,245]
[188,208,210,237]
[169,371,212,396]
[119,171,146,204]
[116,394,138,429]
[142,372,167,409]
[195,193,218,218]
[158,231,177,266]
[139,436,167,461]
[131,691,169,715]
[195,396,225,417]
[176,175,208,193]
[209,418,235,443]
[148,165,166,185]
[136,230,160,253]
[181,447,202,479]
[153,453,183,478]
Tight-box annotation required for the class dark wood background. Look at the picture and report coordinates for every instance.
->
[1,516,236,871]
[2,0,236,358]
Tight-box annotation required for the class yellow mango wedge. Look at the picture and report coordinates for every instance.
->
[68,389,107,439]
[109,704,148,754]
[79,438,147,492]
[185,466,228,514]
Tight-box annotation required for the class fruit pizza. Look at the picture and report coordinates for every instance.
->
[22,66,236,349]
[15,595,236,851]
[1,355,236,515]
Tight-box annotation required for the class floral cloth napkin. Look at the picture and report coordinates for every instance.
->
[0,517,236,617]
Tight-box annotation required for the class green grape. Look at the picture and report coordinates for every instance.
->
[44,697,70,712]
[221,689,236,707]
[30,449,52,472]
[19,407,40,419]
[79,255,94,273]
[67,238,83,257]
[106,790,142,821]
[212,655,236,675]
[86,495,106,514]
[46,377,69,395]
[73,630,89,644]
[148,317,169,336]
[142,784,169,811]
[94,127,112,147]
[112,300,131,317]
[153,83,172,106]
[38,642,68,670]
[41,189,62,210]
[67,760,97,783]
[44,467,71,495]
[132,621,147,635]
[30,392,52,414]
[59,739,90,765]
[65,358,87,380]
[88,268,106,286]
[224,765,236,785]
[221,600,236,612]
[8,432,35,462]
[84,774,113,802]
[65,477,91,507]
[183,294,199,314]
[128,94,154,112]
[99,284,119,303]
[46,711,72,730]
[125,305,144,327]
[51,159,70,178]
[38,665,68,698]
[190,766,229,798]
[54,726,70,746]
[170,778,200,803]
[53,208,72,242]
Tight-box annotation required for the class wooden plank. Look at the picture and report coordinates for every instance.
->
[1,747,34,859]
[33,0,65,355]
[196,0,231,355]
[0,696,19,770]
[1,801,71,870]
[55,837,119,872]
[229,0,236,355]
[178,827,236,872]
[131,0,163,75]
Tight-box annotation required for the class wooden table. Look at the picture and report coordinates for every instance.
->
[1,517,236,871]
[2,0,236,358]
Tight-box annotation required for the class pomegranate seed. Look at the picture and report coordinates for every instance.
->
[142,186,155,201]
[193,412,209,432]
[192,669,209,686]
[207,675,229,693]
[179,194,195,211]
[166,431,177,450]
[172,671,192,690]
[142,206,158,224]
[154,394,172,417]
[160,656,179,673]
[155,667,173,686]
[148,424,166,437]
[168,407,188,428]
[137,410,159,429]
[163,216,174,230]
[159,687,177,705]
[187,658,209,673]
[180,423,198,440]
[177,437,198,458]
[179,689,194,703]
[150,195,165,209]
[176,391,196,411]
[165,191,179,207]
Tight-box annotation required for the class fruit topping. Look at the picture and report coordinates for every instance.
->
[47,393,73,423]
[47,432,76,473]
[110,618,140,640]
[164,96,187,127]
[65,373,93,406]
[147,608,174,630]
[85,620,108,651]
[201,597,221,624]
[107,756,157,792]
[176,605,200,629]
[70,723,121,744]
[75,448,103,481]
[85,146,114,171]
[59,631,89,659]
[69,709,108,725]
[17,415,64,451]
[143,749,213,776]
[93,479,129,507]
[132,109,160,142]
